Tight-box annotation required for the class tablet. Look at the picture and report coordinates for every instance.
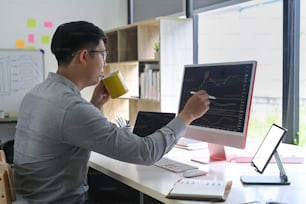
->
[251,124,287,174]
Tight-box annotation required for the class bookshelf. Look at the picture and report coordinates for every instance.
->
[102,17,193,125]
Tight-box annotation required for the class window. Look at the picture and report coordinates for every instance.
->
[133,0,305,145]
[300,0,306,145]
[198,0,285,142]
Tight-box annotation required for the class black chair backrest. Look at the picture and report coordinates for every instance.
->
[1,140,14,164]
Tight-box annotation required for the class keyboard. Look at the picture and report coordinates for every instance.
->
[154,157,198,173]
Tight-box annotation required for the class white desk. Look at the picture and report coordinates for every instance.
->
[89,147,306,204]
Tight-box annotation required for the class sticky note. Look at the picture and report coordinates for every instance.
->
[16,39,25,48]
[27,19,37,28]
[44,21,53,28]
[41,35,50,44]
[28,34,35,43]
[26,45,36,50]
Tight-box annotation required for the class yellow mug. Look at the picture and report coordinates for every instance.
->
[102,70,128,98]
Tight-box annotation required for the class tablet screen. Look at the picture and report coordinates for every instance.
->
[251,124,287,173]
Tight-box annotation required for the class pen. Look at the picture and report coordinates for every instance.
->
[190,91,216,100]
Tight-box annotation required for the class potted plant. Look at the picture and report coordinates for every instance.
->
[154,42,160,60]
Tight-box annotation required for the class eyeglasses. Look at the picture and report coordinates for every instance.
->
[89,50,108,62]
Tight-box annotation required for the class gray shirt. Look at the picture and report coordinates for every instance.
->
[13,72,186,204]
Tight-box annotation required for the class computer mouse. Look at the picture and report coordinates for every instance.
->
[183,169,207,178]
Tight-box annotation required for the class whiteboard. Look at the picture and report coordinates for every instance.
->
[0,49,45,113]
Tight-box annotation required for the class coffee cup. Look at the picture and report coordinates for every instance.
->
[102,70,128,98]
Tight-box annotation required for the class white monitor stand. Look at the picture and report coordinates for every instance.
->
[190,143,228,164]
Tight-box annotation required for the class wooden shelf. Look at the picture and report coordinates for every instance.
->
[102,17,193,123]
[118,26,138,62]
[106,31,118,62]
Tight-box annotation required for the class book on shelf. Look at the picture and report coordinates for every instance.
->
[139,63,160,100]
[167,178,232,201]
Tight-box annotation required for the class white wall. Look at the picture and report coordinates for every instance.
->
[0,0,127,100]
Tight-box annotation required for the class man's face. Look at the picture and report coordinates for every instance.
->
[85,40,107,86]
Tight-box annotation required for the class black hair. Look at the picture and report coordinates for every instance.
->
[51,21,107,66]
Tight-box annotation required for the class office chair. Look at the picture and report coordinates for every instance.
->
[1,139,14,165]
[0,150,16,204]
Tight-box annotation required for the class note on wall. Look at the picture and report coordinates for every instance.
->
[28,34,35,43]
[41,35,50,44]
[44,21,53,28]
[26,45,36,50]
[16,40,25,48]
[27,19,37,28]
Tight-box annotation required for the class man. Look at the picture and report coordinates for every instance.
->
[13,21,210,203]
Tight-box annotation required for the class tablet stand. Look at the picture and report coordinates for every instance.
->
[240,150,290,185]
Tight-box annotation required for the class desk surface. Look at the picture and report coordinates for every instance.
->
[89,147,306,204]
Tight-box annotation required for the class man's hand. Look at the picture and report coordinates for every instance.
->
[178,90,211,126]
[90,80,110,109]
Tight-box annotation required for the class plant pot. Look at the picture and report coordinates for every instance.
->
[154,52,160,60]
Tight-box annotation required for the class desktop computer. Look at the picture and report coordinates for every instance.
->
[178,61,257,163]
[155,60,302,173]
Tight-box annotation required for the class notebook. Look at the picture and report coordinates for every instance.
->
[133,111,175,137]
[167,178,232,201]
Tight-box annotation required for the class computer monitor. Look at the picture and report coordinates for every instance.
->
[178,61,257,162]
